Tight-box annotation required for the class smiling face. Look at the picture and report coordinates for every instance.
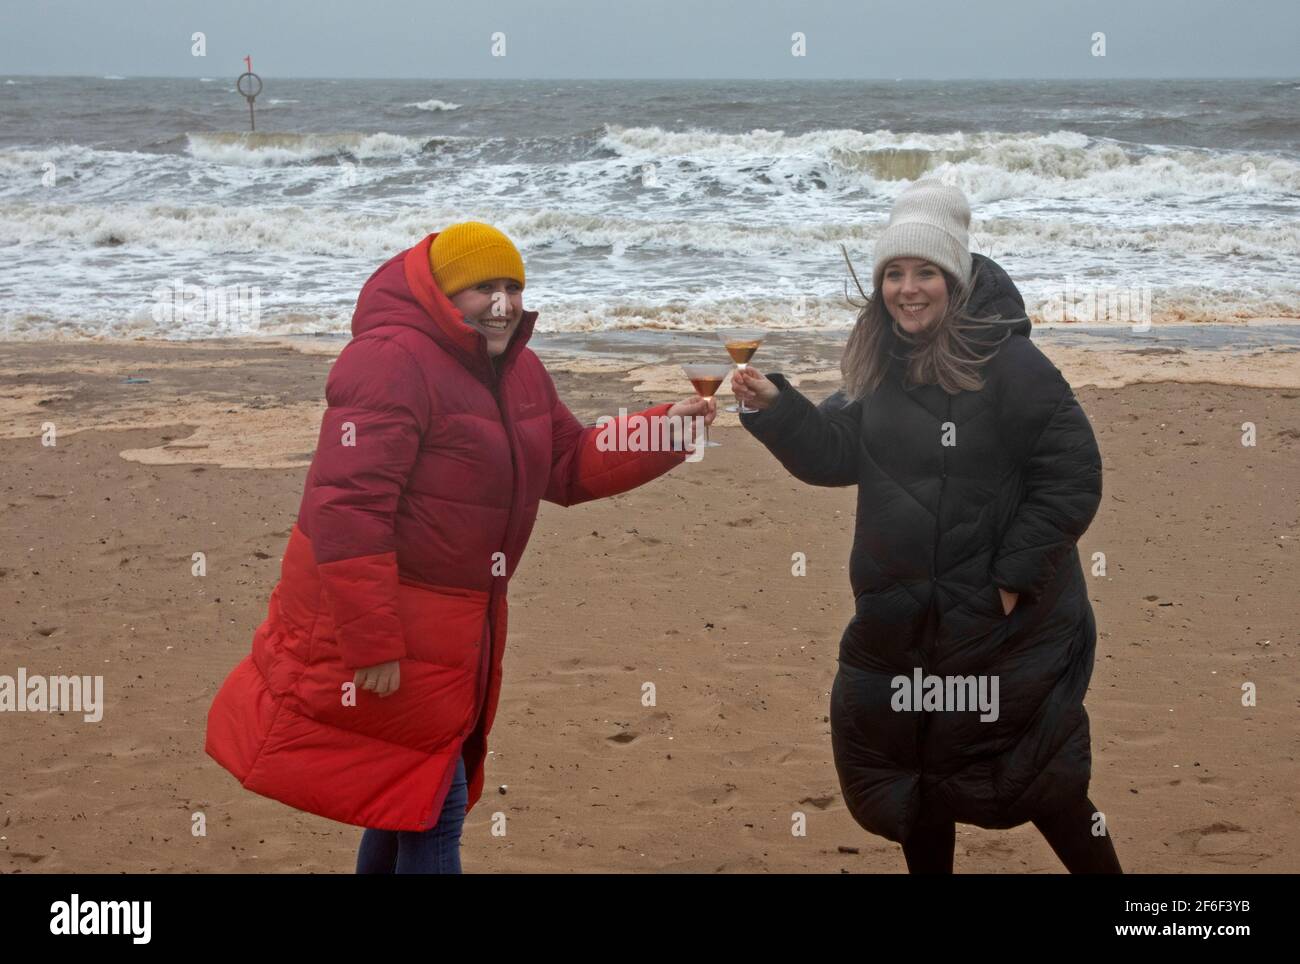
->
[448,278,525,357]
[881,258,950,334]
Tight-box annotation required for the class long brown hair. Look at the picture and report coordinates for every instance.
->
[840,249,1020,399]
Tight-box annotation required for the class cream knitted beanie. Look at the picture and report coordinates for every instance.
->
[872,180,973,291]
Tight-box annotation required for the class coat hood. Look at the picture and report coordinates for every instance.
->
[967,252,1030,337]
[351,233,538,385]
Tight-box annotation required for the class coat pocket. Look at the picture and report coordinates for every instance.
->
[986,578,1033,637]
[395,580,488,673]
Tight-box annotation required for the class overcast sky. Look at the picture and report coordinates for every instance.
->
[2,0,1296,79]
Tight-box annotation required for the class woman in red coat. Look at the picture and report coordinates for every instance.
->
[205,222,714,873]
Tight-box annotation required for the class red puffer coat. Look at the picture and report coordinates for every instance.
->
[205,233,688,830]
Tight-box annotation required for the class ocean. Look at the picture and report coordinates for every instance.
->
[1,76,1297,339]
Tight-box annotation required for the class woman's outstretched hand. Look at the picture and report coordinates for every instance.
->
[731,367,780,412]
[355,659,401,697]
[666,394,717,424]
[666,395,716,451]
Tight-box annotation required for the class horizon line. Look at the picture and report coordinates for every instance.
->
[5,73,1298,83]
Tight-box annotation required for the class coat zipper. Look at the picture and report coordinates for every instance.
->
[928,393,952,629]
[469,349,517,736]
[915,392,952,791]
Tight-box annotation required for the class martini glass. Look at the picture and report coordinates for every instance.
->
[719,328,765,413]
[681,363,730,448]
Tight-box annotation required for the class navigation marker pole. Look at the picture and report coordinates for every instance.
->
[236,56,262,132]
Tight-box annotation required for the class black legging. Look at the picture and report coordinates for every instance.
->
[901,794,1123,873]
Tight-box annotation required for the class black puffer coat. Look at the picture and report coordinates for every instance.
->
[740,254,1103,842]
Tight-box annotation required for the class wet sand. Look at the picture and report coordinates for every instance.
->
[1,331,1297,872]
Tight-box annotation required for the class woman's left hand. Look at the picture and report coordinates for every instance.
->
[999,588,1019,615]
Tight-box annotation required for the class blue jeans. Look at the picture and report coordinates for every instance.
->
[355,755,468,874]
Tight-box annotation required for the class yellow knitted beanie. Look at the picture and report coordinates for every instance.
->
[428,222,526,297]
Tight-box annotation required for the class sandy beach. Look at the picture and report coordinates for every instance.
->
[0,330,1296,873]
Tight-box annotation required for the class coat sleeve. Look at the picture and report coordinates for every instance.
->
[542,369,689,508]
[990,356,1102,602]
[738,373,862,487]
[299,335,429,670]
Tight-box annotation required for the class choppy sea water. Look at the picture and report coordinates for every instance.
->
[1,76,1297,339]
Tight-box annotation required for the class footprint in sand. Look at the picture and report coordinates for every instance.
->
[4,851,47,865]
[798,794,837,811]
[1172,821,1266,865]
[962,835,1017,861]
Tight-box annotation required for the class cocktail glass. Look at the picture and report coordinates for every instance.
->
[719,328,765,414]
[681,363,731,448]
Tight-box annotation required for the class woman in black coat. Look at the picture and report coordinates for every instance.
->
[733,181,1122,873]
